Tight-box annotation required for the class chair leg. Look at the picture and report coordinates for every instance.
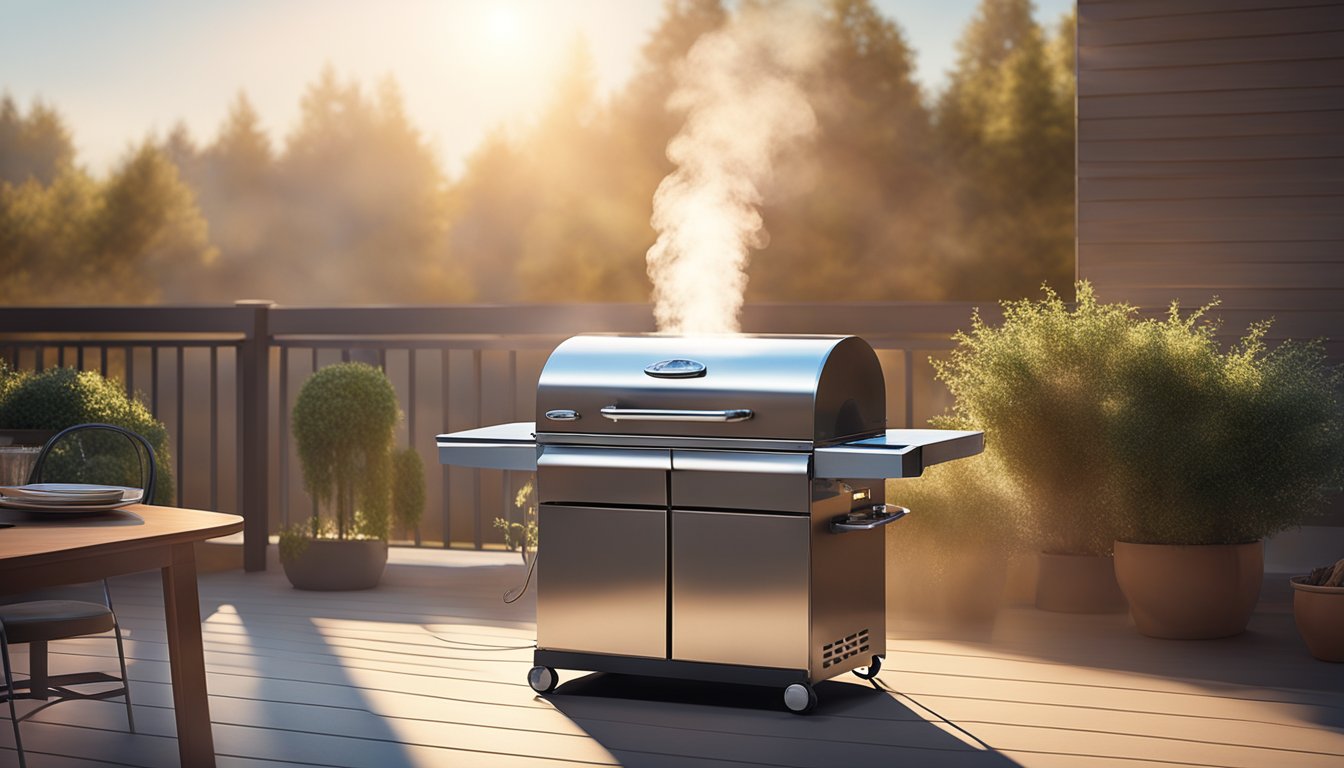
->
[111,620,135,734]
[1,631,27,768]
[104,580,135,734]
[27,642,47,701]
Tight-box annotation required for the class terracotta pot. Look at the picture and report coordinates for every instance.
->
[1034,553,1127,613]
[281,539,388,591]
[1291,577,1344,662]
[1113,541,1262,639]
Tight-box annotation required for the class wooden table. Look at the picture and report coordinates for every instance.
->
[0,504,243,767]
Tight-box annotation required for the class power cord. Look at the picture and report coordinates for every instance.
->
[426,632,536,651]
[504,550,539,604]
[420,553,541,652]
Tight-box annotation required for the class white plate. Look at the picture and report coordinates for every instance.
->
[0,487,143,512]
[0,484,137,503]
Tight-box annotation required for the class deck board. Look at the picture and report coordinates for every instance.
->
[2,549,1342,767]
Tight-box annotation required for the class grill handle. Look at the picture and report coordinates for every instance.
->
[600,406,753,423]
[830,504,909,534]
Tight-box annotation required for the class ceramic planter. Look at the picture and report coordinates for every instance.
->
[1034,552,1127,613]
[1291,577,1344,662]
[281,538,388,591]
[1113,541,1262,639]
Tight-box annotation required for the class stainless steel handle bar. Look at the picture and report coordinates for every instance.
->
[830,504,909,533]
[599,406,754,423]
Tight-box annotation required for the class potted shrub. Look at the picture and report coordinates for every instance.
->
[1110,310,1344,639]
[391,446,426,543]
[1292,558,1344,662]
[282,362,421,590]
[885,449,1023,633]
[0,366,175,501]
[934,284,1130,613]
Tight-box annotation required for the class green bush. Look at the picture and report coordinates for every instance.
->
[0,367,174,504]
[886,449,1023,555]
[1110,309,1344,545]
[933,283,1132,555]
[935,281,1344,552]
[391,446,425,538]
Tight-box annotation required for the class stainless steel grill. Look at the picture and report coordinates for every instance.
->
[437,334,982,713]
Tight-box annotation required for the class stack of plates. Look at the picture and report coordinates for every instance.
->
[0,483,144,513]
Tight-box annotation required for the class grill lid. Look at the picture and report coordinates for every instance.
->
[535,334,886,445]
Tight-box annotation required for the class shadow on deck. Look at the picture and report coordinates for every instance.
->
[1,547,1341,767]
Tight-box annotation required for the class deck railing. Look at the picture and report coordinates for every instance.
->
[0,301,990,570]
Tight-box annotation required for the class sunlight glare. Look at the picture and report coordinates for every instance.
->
[484,4,526,49]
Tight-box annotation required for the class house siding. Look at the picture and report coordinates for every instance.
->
[1077,0,1344,355]
[1076,0,1344,532]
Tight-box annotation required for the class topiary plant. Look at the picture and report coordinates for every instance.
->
[289,362,399,546]
[0,366,175,504]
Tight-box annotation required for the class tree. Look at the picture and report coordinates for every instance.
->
[936,0,1074,301]
[0,95,76,186]
[0,166,100,302]
[266,67,459,303]
[89,142,217,301]
[513,37,651,302]
[173,92,278,299]
[0,138,213,304]
[747,0,954,301]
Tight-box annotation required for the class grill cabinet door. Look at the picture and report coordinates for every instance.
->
[537,504,667,658]
[536,447,671,659]
[671,510,810,669]
[669,450,813,669]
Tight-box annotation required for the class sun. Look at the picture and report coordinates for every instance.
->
[483,4,525,49]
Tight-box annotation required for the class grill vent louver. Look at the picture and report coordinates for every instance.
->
[821,628,870,668]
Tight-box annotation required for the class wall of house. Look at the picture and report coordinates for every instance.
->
[1076,0,1344,553]
[1077,0,1344,356]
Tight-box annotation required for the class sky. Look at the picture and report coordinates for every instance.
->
[0,0,1073,178]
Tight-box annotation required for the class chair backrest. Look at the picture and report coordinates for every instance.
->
[26,423,158,502]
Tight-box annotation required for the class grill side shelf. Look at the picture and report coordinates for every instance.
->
[436,421,539,471]
[814,429,983,479]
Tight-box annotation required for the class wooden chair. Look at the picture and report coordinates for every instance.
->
[1,423,154,767]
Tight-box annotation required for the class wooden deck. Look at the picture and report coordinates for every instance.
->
[2,548,1342,768]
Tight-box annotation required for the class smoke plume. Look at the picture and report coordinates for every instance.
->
[646,3,827,334]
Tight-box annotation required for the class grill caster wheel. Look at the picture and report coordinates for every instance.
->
[783,682,818,714]
[528,665,558,694]
[853,655,883,680]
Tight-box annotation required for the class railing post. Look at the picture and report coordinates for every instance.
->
[236,300,273,571]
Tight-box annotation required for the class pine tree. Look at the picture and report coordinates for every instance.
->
[0,95,76,186]
[752,0,951,301]
[936,0,1074,300]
